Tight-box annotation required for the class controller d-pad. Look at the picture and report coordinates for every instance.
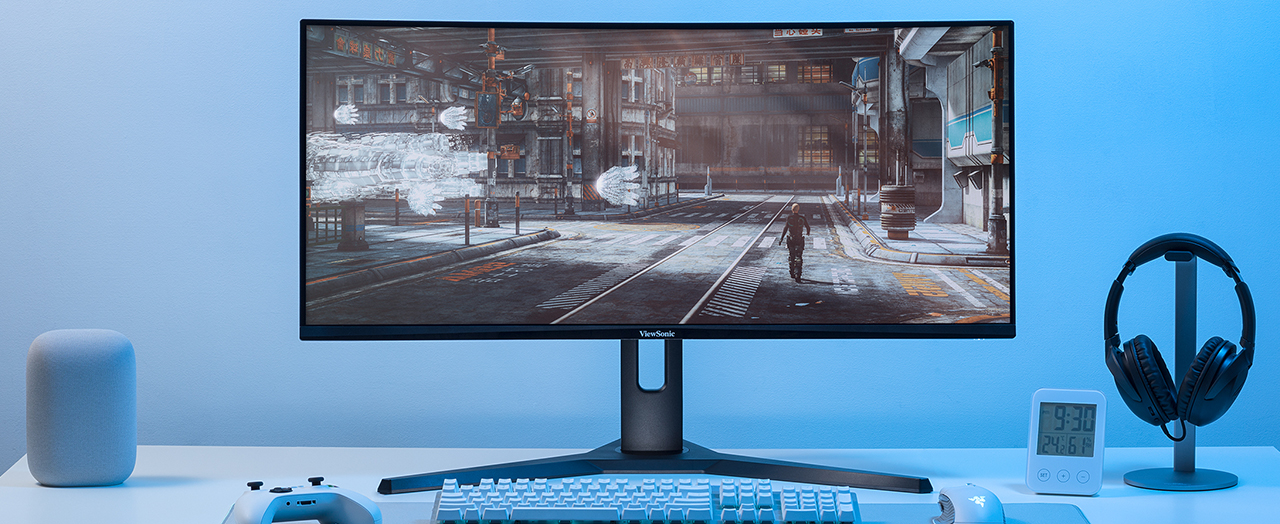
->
[269,487,293,493]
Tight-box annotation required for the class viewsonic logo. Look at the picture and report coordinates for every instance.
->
[968,496,986,507]
[639,330,676,338]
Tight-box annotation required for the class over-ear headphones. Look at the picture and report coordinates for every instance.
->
[1103,233,1255,435]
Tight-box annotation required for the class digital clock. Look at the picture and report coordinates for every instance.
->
[1026,389,1106,495]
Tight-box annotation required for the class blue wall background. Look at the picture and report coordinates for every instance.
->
[3,0,1279,473]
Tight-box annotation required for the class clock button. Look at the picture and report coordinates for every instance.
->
[1057,470,1070,482]
[1077,470,1090,483]
[1038,469,1051,482]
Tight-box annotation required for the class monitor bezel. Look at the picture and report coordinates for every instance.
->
[300,19,1014,342]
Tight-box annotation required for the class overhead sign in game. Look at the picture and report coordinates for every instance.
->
[330,28,406,68]
[773,28,823,37]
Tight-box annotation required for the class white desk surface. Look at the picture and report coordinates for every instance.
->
[1,445,1275,524]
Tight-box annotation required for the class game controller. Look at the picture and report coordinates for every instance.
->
[230,476,382,524]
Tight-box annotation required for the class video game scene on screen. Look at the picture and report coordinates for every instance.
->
[303,24,1011,328]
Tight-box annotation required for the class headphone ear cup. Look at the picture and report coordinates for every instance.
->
[1178,337,1240,426]
[1176,337,1224,423]
[1127,334,1179,424]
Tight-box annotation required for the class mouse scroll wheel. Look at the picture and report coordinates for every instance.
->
[933,494,956,524]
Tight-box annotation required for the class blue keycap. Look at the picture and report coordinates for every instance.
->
[782,507,819,521]
[621,506,648,520]
[837,504,858,523]
[758,491,776,508]
[721,489,739,507]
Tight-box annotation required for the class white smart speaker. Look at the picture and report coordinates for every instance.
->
[26,329,137,487]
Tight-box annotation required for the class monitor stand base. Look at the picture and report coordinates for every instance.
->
[377,438,931,494]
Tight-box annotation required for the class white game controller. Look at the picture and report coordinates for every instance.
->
[229,476,382,524]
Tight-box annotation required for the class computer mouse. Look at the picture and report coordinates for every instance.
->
[931,483,1004,524]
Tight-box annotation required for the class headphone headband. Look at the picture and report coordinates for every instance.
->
[1103,233,1255,351]
[1127,233,1239,278]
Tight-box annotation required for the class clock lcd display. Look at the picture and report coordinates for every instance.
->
[1036,402,1097,457]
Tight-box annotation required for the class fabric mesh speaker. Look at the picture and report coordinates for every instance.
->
[26,329,137,486]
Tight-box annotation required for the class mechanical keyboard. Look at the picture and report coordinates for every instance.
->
[431,477,861,523]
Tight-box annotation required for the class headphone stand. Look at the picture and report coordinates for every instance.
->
[1123,253,1238,491]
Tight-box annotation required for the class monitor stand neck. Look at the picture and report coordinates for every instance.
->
[621,339,683,454]
[377,339,932,495]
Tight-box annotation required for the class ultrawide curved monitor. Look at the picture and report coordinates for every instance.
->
[301,20,1013,341]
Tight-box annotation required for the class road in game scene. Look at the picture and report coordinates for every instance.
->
[306,194,1010,327]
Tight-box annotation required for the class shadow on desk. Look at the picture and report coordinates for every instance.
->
[2,475,206,489]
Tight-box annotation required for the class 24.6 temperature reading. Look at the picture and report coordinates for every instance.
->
[1038,434,1095,457]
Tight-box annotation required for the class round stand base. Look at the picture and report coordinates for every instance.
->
[1124,468,1237,491]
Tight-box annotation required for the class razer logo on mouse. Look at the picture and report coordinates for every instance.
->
[968,496,986,507]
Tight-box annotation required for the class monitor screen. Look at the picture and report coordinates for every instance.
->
[301,21,1013,341]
